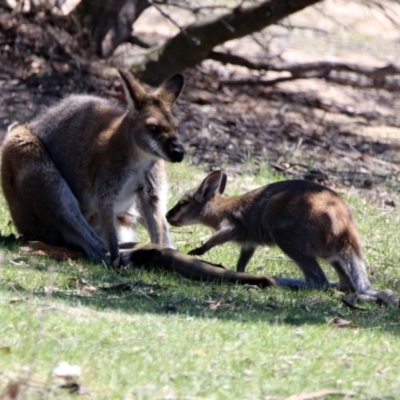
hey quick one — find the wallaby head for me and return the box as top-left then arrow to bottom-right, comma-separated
166,170 -> 227,227
118,70 -> 185,163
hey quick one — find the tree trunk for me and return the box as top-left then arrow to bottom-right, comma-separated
123,0 -> 323,84
0,0 -> 11,10
73,0 -> 150,57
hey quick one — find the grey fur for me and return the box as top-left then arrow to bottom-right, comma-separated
1,71 -> 185,265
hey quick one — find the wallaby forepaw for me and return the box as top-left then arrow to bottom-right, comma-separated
110,253 -> 122,268
188,247 -> 205,256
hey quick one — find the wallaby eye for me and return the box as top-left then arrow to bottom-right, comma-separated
178,200 -> 189,207
147,124 -> 161,134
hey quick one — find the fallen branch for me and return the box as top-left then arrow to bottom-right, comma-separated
127,35 -> 154,49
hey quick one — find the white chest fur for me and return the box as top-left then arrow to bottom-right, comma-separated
113,159 -> 154,215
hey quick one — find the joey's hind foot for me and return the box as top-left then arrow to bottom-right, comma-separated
374,289 -> 399,307
343,289 -> 399,308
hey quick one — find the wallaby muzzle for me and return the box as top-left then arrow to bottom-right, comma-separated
165,209 -> 177,225
166,138 -> 185,163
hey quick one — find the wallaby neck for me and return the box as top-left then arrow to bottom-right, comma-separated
202,195 -> 244,230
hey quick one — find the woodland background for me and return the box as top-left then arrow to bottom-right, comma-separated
1,0 -> 400,201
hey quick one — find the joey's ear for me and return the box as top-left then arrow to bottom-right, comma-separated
155,74 -> 184,106
118,69 -> 147,112
194,171 -> 223,202
219,172 -> 227,195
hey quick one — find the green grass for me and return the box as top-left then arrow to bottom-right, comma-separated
1,162 -> 400,399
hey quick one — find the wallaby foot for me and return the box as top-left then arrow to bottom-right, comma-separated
344,289 -> 399,307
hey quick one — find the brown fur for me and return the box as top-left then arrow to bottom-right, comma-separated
166,171 -> 375,295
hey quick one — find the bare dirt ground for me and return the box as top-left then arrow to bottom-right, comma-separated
1,0 -> 400,204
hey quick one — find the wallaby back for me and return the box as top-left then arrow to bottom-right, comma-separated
166,171 -> 375,295
1,71 -> 185,265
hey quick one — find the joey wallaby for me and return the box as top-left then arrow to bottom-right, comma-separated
166,171 -> 376,295
1,70 -> 185,265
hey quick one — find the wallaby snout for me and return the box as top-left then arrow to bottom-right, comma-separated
167,171 -> 376,295
165,209 -> 181,226
166,137 -> 185,163
166,194 -> 200,227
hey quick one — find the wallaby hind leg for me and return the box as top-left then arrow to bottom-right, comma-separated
54,183 -> 109,263
287,254 -> 330,289
330,261 -> 355,292
21,173 -> 107,263
1,130 -> 108,263
270,229 -> 329,289
331,252 -> 376,295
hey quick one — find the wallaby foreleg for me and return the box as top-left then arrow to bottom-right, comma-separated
97,202 -> 120,265
236,246 -> 256,273
188,229 -> 235,256
137,192 -> 173,248
159,215 -> 174,248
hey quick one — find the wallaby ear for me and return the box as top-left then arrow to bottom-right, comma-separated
219,172 -> 227,195
155,74 -> 184,106
118,69 -> 147,112
194,171 -> 224,202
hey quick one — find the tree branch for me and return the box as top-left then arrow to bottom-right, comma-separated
127,35 -> 154,49
210,51 -> 400,90
123,0 -> 323,84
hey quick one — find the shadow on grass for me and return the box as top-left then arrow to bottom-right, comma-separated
2,263 -> 400,337
1,234 -> 399,335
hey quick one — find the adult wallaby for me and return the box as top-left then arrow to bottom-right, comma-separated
1,70 -> 185,266
166,170 -> 376,295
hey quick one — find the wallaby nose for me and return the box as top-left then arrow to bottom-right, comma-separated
165,209 -> 177,225
168,141 -> 185,163
165,210 -> 175,225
